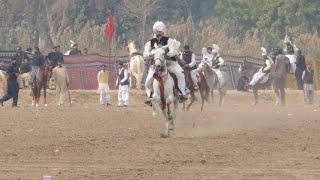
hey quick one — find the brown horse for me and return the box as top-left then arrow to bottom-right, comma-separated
31,63 -> 49,107
182,67 -> 197,111
197,61 -> 226,111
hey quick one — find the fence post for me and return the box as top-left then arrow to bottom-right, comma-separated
228,64 -> 236,89
80,64 -> 85,89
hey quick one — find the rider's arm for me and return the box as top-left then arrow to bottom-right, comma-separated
218,57 -> 224,66
143,41 -> 151,58
202,48 -> 207,56
166,39 -> 180,57
189,53 -> 196,68
264,60 -> 272,71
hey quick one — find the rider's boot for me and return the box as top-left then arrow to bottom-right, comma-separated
144,92 -> 153,107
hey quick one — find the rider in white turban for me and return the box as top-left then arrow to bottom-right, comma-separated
143,21 -> 187,106
248,47 -> 273,87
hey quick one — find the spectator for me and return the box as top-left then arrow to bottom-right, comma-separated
97,64 -> 111,106
302,64 -> 314,105
52,61 -> 70,106
116,62 -> 129,107
295,50 -> 306,90
69,44 -> 82,55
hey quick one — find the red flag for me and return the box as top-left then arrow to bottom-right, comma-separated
105,12 -> 114,44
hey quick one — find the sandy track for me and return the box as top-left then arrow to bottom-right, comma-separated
0,90 -> 320,179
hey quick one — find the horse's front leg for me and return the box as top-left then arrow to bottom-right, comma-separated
31,82 -> 36,106
43,84 -> 47,106
129,74 -> 134,89
186,92 -> 195,111
252,85 -> 259,106
218,89 -> 224,106
211,90 -> 214,104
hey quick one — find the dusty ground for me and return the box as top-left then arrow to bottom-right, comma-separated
0,89 -> 320,180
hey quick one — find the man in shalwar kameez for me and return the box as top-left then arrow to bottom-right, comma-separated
52,62 -> 70,106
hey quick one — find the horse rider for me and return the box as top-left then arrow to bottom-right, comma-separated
283,35 -> 296,55
0,58 -> 20,107
47,45 -> 64,75
30,47 -> 45,83
180,45 -> 198,90
211,44 -> 225,85
14,46 -> 28,67
246,47 -> 273,89
143,21 -> 187,106
202,46 -> 214,66
19,58 -> 32,88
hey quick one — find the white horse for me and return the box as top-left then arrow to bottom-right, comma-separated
128,41 -> 145,90
150,45 -> 179,138
0,70 -> 7,96
286,54 -> 297,74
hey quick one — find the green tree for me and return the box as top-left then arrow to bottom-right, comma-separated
215,0 -> 320,46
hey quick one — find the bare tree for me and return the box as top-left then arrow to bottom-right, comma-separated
121,0 -> 159,47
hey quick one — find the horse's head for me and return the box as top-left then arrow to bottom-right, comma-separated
151,45 -> 166,71
127,41 -> 138,55
198,60 -> 211,73
152,39 -> 181,72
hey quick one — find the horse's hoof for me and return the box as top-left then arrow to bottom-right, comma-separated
160,133 -> 169,138
44,104 -> 48,107
152,112 -> 157,117
36,104 -> 39,107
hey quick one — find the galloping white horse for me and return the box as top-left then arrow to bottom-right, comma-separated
127,41 -> 145,90
150,41 -> 179,137
0,70 -> 7,96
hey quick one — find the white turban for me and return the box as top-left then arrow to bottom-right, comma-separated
212,44 -> 220,54
70,40 -> 76,48
153,21 -> 166,33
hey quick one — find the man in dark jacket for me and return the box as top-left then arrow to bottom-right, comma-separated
0,59 -> 20,107
31,47 -> 45,83
273,48 -> 291,106
302,64 -> 314,105
14,46 -> 28,67
48,45 -> 64,67
295,50 -> 306,90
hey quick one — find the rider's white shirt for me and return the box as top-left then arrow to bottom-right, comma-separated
202,48 -> 214,67
143,38 -> 179,59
